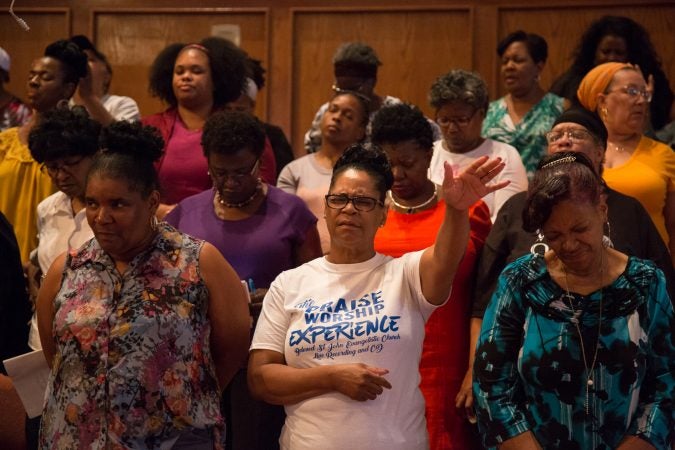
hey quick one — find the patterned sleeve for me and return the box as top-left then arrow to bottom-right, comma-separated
629,267 -> 675,448
473,265 -> 532,447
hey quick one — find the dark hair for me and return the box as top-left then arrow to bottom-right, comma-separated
333,42 -> 381,79
44,39 -> 88,85
329,91 -> 370,128
370,103 -> 433,150
429,69 -> 489,111
29,106 -> 101,163
497,30 -> 548,64
90,121 -> 165,198
202,111 -> 266,159
246,57 -> 266,90
331,144 -> 393,202
148,37 -> 247,108
69,35 -> 113,79
553,15 -> 673,129
522,151 -> 603,232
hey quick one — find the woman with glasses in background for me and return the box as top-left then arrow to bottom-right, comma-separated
165,111 -> 321,450
482,31 -> 564,178
249,143 -> 506,450
576,62 -> 675,265
428,69 -> 527,223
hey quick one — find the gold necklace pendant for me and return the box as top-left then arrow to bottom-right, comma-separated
387,185 -> 439,214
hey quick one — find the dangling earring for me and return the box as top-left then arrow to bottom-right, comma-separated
602,221 -> 613,248
150,215 -> 159,231
601,107 -> 608,121
530,230 -> 549,256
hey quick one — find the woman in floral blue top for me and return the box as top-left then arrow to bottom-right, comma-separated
36,121 -> 250,449
473,152 -> 674,449
482,31 -> 563,178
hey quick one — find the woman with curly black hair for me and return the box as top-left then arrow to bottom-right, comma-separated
143,37 -> 276,217
249,143 -> 506,449
550,15 -> 674,132
0,39 -> 87,261
37,120 -> 251,449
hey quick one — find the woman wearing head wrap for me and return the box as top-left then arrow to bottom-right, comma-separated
577,62 -> 675,265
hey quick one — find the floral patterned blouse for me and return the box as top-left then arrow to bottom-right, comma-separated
473,254 -> 674,450
40,223 -> 224,449
482,93 -> 563,179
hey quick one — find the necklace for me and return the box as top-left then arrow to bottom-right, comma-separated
607,142 -> 626,153
387,185 -> 439,214
561,254 -> 604,415
215,181 -> 263,209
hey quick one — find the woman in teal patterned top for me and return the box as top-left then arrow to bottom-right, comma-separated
473,152 -> 674,450
482,31 -> 564,178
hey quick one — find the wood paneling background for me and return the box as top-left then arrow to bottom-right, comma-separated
1,0 -> 673,157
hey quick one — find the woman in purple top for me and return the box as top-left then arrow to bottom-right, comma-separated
165,111 -> 322,450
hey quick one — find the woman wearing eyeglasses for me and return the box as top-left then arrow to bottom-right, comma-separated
577,62 -> 675,265
429,69 -> 528,223
165,111 -> 321,450
278,91 -> 368,252
249,143 -> 507,450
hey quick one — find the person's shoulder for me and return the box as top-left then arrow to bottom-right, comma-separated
172,190 -> 213,214
141,107 -> 176,126
37,191 -> 69,215
501,253 -> 545,285
485,138 -> 520,157
267,185 -> 309,208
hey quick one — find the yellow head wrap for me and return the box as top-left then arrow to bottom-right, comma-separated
576,62 -> 635,112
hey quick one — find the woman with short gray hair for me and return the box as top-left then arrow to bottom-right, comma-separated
428,69 -> 528,223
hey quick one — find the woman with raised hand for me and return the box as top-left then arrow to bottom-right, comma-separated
37,121 -> 250,449
249,143 -> 506,450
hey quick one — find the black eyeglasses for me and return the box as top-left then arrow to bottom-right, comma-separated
325,194 -> 383,212
40,156 -> 86,176
209,160 -> 259,183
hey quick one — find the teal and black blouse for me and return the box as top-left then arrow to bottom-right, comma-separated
473,254 -> 674,449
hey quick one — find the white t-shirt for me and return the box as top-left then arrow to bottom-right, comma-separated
277,153 -> 332,253
251,251 -> 440,450
29,191 -> 94,350
429,138 -> 528,223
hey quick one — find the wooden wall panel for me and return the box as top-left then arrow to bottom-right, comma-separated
91,9 -> 269,118
496,3 -> 675,98
290,8 -> 472,155
0,9 -> 70,101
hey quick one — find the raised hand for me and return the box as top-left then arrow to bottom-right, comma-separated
441,156 -> 509,211
330,363 -> 392,401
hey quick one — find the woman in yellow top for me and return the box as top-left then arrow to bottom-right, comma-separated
577,62 -> 675,266
0,40 -> 87,261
